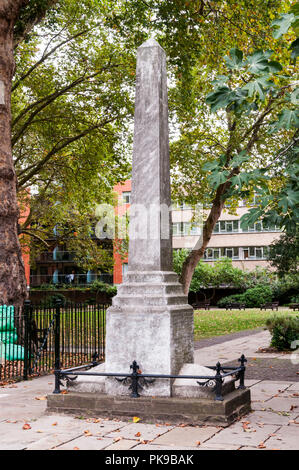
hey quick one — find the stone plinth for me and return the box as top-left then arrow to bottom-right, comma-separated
47,388 -> 251,427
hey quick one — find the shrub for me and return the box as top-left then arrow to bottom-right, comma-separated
265,315 -> 299,350
242,285 -> 273,308
40,293 -> 67,307
90,280 -> 117,297
217,294 -> 245,308
217,285 -> 273,308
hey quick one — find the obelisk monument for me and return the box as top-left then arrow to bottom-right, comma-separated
53,38 -> 251,423
104,38 -> 194,396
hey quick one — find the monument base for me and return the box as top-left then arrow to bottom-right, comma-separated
46,388 -> 251,427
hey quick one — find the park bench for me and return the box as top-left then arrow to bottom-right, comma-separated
290,303 -> 299,311
192,301 -> 210,310
260,301 -> 279,311
225,302 -> 246,310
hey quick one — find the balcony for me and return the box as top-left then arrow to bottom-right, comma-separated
29,273 -> 113,287
37,251 -> 76,263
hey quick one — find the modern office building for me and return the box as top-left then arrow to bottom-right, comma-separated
113,180 -> 282,284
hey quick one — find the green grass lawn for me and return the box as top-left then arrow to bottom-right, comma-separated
193,308 -> 298,341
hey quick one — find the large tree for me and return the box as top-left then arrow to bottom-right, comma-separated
0,0 -> 60,305
1,0 -> 135,304
13,1 -> 135,274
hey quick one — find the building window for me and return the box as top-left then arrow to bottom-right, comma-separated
241,246 -> 267,259
213,220 -> 239,233
172,201 -> 191,210
245,221 -> 280,232
172,222 -> 200,236
204,247 -> 239,260
122,192 -> 131,204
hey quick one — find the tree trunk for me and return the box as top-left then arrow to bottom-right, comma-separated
180,191 -> 225,295
0,2 -> 28,306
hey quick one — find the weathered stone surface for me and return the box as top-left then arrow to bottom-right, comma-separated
128,38 -> 172,273
173,363 -> 235,398
102,38 -> 194,397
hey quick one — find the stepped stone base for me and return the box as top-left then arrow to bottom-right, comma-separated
47,388 -> 251,427
104,271 -> 195,397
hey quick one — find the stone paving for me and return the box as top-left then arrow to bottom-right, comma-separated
0,330 -> 298,450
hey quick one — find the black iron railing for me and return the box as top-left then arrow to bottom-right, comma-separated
0,300 -> 108,384
53,356 -> 247,402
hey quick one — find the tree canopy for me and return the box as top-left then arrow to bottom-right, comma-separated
14,0 -> 137,270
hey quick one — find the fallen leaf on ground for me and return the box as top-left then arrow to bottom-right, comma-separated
135,432 -> 141,437
61,390 -> 68,395
73,447 -> 80,450
23,423 -> 31,430
35,396 -> 47,401
132,417 -> 140,423
52,422 -> 58,426
258,442 -> 266,449
113,437 -> 122,442
84,430 -> 92,436
196,441 -> 201,446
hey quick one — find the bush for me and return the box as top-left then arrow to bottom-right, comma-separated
242,285 -> 273,308
40,293 -> 67,307
217,294 -> 245,308
265,315 -> 299,350
217,285 -> 273,308
89,280 -> 117,297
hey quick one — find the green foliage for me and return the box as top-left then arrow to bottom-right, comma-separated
14,0 -> 134,268
266,314 -> 299,350
40,293 -> 67,307
89,279 -> 117,297
217,294 -> 245,308
173,250 -> 247,292
267,228 -> 299,277
243,285 -> 273,308
217,285 -> 273,308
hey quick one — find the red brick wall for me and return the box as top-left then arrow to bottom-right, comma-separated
113,180 -> 131,284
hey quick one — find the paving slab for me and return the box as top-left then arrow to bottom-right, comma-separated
105,423 -> 172,441
262,427 -> 299,450
197,443 -> 240,450
133,443 -> 199,450
54,436 -> 114,450
245,410 -> 298,426
205,422 -> 279,447
287,383 -> 299,391
104,439 -> 140,450
249,381 -> 291,402
258,397 -> 299,413
151,426 -> 220,447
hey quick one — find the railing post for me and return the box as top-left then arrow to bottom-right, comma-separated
53,299 -> 62,394
23,300 -> 31,381
238,354 -> 247,389
130,360 -> 140,398
214,361 -> 224,401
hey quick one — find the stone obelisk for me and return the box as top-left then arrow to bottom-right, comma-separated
58,38 -> 251,421
104,38 -> 194,396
